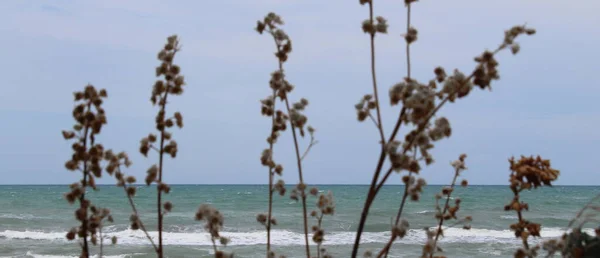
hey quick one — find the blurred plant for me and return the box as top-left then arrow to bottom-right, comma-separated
351,0 -> 536,256
62,84 -> 111,257
309,188 -> 336,258
256,12 -> 318,258
195,204 -> 233,258
139,34 -> 186,257
423,154 -> 472,258
505,155 -> 559,258
542,193 -> 600,257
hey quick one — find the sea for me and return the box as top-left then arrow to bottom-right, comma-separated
0,185 -> 597,258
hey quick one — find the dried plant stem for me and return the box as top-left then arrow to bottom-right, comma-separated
211,238 -> 218,255
79,108 -> 92,258
266,29 -> 311,256
266,88 -> 277,254
371,37 -> 514,258
375,84 -> 459,193
317,213 -> 324,258
381,150 -> 417,258
354,90 -> 451,258
300,136 -> 318,162
352,2 -> 412,255
430,167 -> 461,258
368,2 -> 386,145
99,227 -> 103,258
405,4 -> 412,79
512,189 -> 533,258
283,97 -> 311,258
118,174 -> 158,251
352,115 -> 405,257
156,80 -> 173,258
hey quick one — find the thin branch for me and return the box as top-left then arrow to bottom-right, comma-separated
368,112 -> 380,130
150,145 -> 160,152
513,188 -> 532,258
377,235 -> 397,258
381,147 -> 417,258
284,97 -> 311,258
211,237 -> 218,256
368,2 -> 386,145
300,137 -> 318,162
155,48 -> 179,258
268,27 -> 311,258
567,193 -> 600,229
99,226 -> 103,258
118,172 -> 158,252
317,213 -> 324,258
430,167 -> 461,258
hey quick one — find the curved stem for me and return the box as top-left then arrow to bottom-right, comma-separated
382,148 -> 416,258
567,193 -> 600,229
284,97 -> 311,258
430,167 -> 460,258
120,181 -> 158,251
351,109 -> 406,258
368,2 -> 386,145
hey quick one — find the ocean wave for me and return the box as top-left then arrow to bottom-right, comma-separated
0,227 -> 593,247
0,213 -> 46,220
415,210 -> 434,215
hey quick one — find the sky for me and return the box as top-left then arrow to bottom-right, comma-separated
0,0 -> 599,185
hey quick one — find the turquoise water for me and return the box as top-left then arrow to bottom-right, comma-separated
0,185 -> 597,257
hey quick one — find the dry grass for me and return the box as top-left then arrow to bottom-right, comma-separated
58,1 -> 600,258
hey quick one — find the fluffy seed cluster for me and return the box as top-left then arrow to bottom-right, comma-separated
256,12 -> 319,258
195,204 -> 233,257
425,154 -> 473,258
256,13 -> 293,64
62,84 -> 110,255
392,219 -> 410,239
289,98 -> 310,137
152,36 -> 186,104
362,16 -> 388,35
404,175 -> 427,201
385,141 -> 420,173
309,189 -> 335,258
355,94 -> 377,122
505,155 -> 558,258
509,155 -> 560,189
140,36 -> 186,212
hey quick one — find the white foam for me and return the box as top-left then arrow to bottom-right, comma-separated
0,227 -> 593,247
415,210 -> 433,214
0,213 -> 45,220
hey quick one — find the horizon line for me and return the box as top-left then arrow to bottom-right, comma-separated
0,183 -> 598,187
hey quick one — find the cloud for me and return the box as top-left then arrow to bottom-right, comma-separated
0,0 -> 599,184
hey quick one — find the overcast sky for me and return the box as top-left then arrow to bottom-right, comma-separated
0,0 -> 598,185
